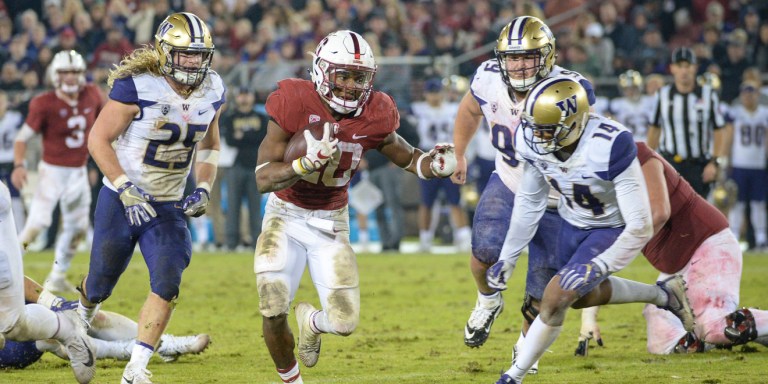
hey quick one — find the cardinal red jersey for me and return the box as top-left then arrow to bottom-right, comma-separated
25,84 -> 102,167
637,142 -> 730,273
266,79 -> 399,210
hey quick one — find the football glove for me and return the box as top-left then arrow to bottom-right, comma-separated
428,143 -> 457,177
117,181 -> 157,226
182,187 -> 210,217
299,122 -> 338,174
486,259 -> 514,291
558,260 -> 608,292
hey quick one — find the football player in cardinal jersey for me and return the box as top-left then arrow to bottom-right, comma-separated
488,77 -> 695,384
571,141 -> 768,357
253,30 -> 456,384
450,16 -> 597,365
11,50 -> 103,294
73,12 -> 224,384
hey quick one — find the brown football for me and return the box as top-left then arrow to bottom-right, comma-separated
283,121 -> 335,162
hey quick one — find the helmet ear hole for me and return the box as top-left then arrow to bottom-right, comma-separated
311,30 -> 377,115
154,12 -> 215,87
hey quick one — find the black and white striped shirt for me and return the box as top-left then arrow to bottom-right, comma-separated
651,84 -> 725,161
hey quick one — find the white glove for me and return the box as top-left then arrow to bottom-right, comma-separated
428,143 -> 457,177
117,181 -> 157,226
296,122 -> 338,175
486,259 -> 515,291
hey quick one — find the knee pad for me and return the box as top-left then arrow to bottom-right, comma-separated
325,289 -> 360,336
521,292 -> 540,324
257,278 -> 291,318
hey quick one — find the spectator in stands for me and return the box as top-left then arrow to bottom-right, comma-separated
753,22 -> 768,71
583,22 -> 614,76
0,62 -> 23,92
718,29 -> 754,103
72,11 -> 100,56
89,26 -> 133,72
599,2 -> 633,57
633,25 -> 668,74
702,23 -> 727,61
53,26 -> 85,56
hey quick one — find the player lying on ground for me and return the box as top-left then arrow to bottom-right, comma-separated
0,276 -> 210,368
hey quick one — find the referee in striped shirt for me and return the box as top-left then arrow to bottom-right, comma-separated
647,47 -> 732,198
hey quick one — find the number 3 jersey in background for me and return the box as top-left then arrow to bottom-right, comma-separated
26,84 -> 102,167
266,79 -> 399,210
469,61 -> 595,206
107,72 -> 226,201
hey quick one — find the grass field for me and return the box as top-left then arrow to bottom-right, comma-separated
6,249 -> 768,383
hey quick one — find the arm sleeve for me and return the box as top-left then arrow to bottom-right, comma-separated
498,160 -> 550,266
593,159 -> 653,273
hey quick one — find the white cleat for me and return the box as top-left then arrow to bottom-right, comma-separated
58,313 -> 96,384
157,334 -> 211,362
295,302 -> 321,368
121,362 -> 153,384
44,274 -> 78,295
464,296 -> 503,348
657,275 -> 696,332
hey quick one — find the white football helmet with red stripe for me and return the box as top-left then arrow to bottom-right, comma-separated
310,30 -> 376,115
49,50 -> 86,94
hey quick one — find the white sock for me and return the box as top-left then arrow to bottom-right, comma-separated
78,300 -> 100,326
729,202 -> 745,239
506,318 -> 561,381
751,201 -> 767,245
92,338 -> 133,360
128,341 -> 154,368
358,230 -> 369,245
309,310 -> 330,335
478,291 -> 501,308
89,310 -> 138,341
277,360 -> 303,383
419,230 -> 433,247
607,276 -> 666,306
506,317 -> 563,383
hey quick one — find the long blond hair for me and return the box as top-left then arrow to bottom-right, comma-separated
107,45 -> 163,88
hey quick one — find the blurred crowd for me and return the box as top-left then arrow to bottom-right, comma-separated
2,0 -> 768,251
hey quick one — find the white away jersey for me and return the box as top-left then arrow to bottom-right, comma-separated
609,95 -> 654,142
411,101 -> 459,150
727,104 -> 768,169
0,110 -> 23,163
105,71 -> 226,200
515,114 -> 638,229
469,61 -> 596,199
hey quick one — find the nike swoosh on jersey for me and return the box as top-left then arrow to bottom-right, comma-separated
352,134 -> 368,140
316,151 -> 330,159
198,110 -> 208,115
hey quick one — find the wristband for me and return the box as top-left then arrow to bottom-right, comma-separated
197,182 -> 212,194
112,174 -> 130,189
416,152 -> 430,180
292,157 -> 312,176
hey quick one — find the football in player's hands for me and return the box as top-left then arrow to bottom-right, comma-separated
283,121 -> 337,162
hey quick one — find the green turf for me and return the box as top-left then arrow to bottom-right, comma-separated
7,250 -> 768,383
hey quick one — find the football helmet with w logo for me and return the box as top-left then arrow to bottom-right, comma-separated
495,16 -> 557,93
521,76 -> 590,154
155,12 -> 214,87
